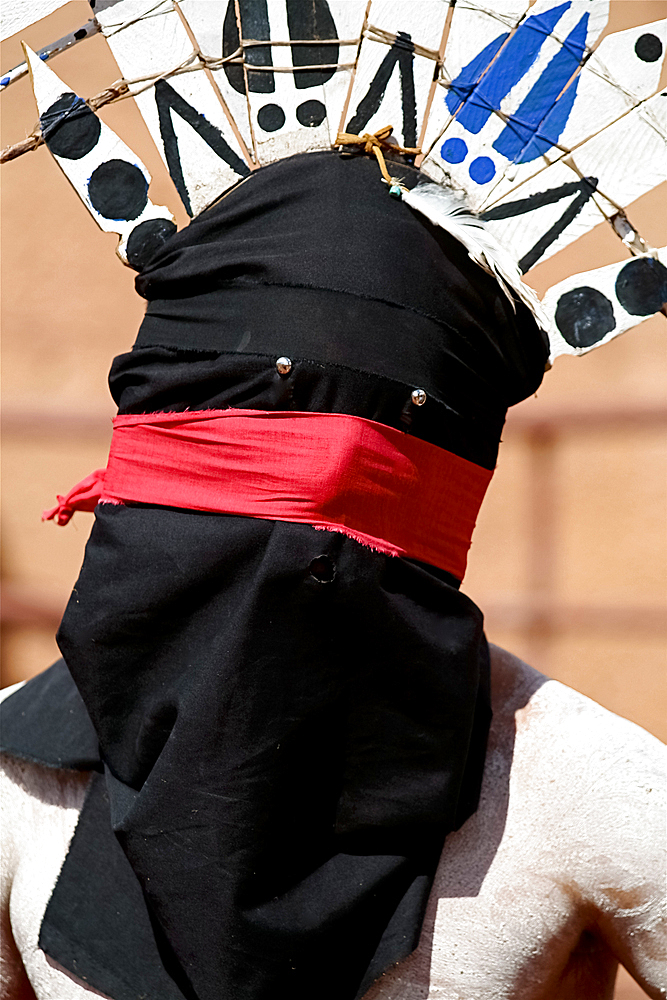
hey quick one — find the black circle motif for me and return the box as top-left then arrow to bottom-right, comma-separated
41,92 -> 100,160
615,257 -> 667,316
87,160 -> 148,221
296,100 -> 327,128
125,218 -> 177,271
257,104 -> 286,132
634,33 -> 663,62
555,287 -> 616,348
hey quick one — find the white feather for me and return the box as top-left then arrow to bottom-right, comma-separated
402,182 -> 549,330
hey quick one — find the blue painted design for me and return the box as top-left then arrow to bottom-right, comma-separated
517,73 -> 580,162
445,34 -> 508,116
469,156 -> 496,184
441,137 -> 468,163
39,52 -> 48,60
0,76 -> 10,88
494,13 -> 588,163
456,2 -> 571,135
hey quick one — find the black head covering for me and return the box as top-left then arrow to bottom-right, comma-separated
2,151 -> 548,1000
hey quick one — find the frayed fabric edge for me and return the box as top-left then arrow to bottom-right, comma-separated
311,521 -> 404,559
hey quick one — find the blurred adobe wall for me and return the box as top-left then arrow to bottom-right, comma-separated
2,2 -> 666,752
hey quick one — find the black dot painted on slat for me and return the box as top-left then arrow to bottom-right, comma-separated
74,28 -> 88,40
296,100 -> 327,127
635,33 -> 663,62
555,287 -> 616,348
257,104 -> 285,132
87,160 -> 148,221
125,218 -> 177,271
41,92 -> 100,160
615,257 -> 667,316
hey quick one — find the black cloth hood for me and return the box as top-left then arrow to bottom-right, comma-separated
2,151 -> 544,1000
134,151 -> 549,411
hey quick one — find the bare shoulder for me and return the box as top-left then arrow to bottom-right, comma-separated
0,682 -> 90,914
364,649 -> 665,999
489,643 -> 665,818
489,646 -> 666,997
1,723 -> 91,898
434,645 -> 665,907
1,683 -> 95,1000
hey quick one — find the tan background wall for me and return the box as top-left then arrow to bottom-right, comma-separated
1,5 -> 665,994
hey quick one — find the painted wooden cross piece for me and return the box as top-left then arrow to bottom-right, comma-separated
2,0 -> 667,359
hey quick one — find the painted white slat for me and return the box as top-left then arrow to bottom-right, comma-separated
421,0 -> 530,159
97,0 -> 251,217
343,0 -> 448,152
481,91 -> 667,271
25,43 -> 176,267
494,0 -> 608,122
572,90 -> 667,213
175,0 -> 254,152
481,19 -> 667,210
236,1 -> 367,165
0,0 -> 69,42
442,1 -> 528,82
316,1 -> 368,148
421,0 -> 608,212
544,248 -> 667,359
554,20 -> 667,153
481,159 -> 607,271
242,0 -> 327,162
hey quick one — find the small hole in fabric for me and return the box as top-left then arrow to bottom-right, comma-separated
309,555 -> 336,583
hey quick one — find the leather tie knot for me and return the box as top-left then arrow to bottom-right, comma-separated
335,125 -> 421,184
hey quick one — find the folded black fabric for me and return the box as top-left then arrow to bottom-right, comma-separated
39,770 -> 190,1000
0,658 -> 99,771
55,511 -> 490,1000
3,149 -> 546,1000
136,151 -> 548,412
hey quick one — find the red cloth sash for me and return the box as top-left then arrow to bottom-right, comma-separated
44,409 -> 493,580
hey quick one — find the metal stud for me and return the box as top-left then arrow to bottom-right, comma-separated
276,356 -> 292,376
411,388 -> 427,406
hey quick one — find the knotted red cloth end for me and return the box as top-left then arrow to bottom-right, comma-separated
42,468 -> 107,526
42,410 -> 493,579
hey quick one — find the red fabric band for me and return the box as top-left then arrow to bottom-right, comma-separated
44,409 -> 493,580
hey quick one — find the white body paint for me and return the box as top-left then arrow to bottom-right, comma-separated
364,648 -> 667,1000
1,648 -> 665,1000
0,748 -> 95,999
